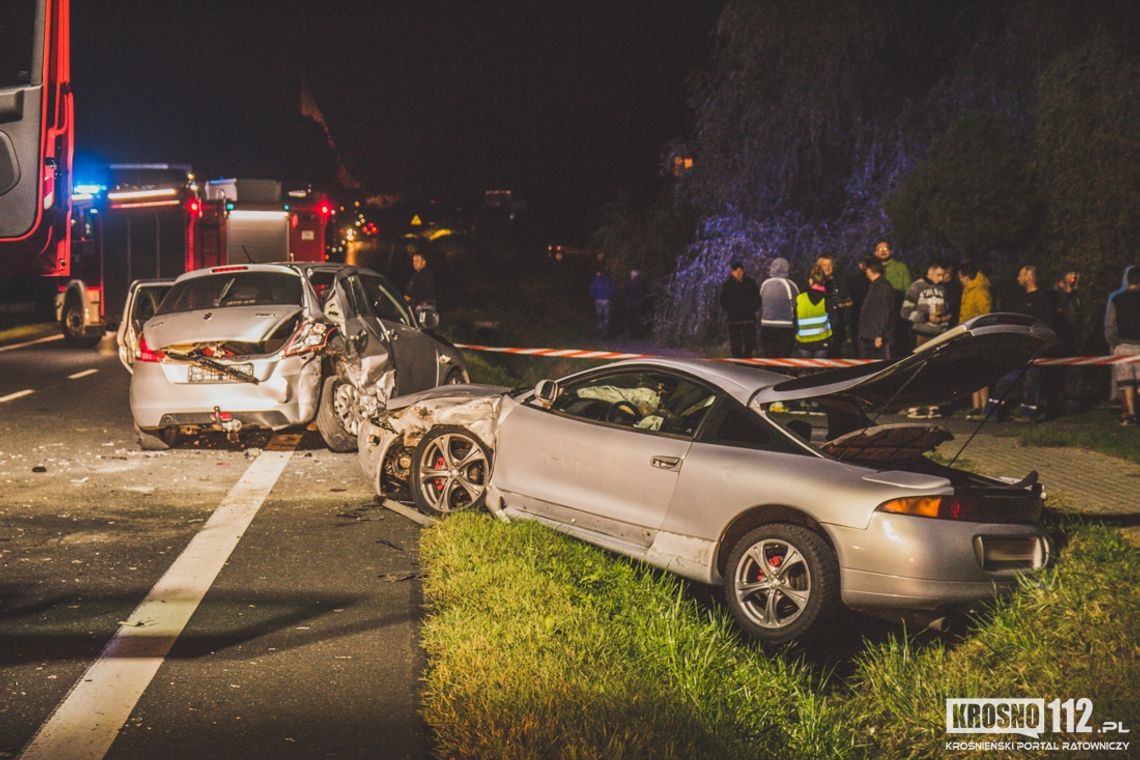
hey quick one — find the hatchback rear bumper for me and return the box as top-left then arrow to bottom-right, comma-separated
130,354 -> 323,430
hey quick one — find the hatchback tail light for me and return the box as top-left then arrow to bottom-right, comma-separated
282,320 -> 333,357
137,334 -> 165,363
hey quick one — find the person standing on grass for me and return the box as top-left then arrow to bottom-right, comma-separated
901,259 -> 952,348
589,268 -> 616,339
1105,265 -> 1140,426
759,257 -> 798,358
816,253 -> 854,357
858,258 -> 895,360
958,261 -> 993,419
793,265 -> 833,359
900,260 -> 952,419
986,265 -> 1053,423
719,261 -> 760,358
874,240 -> 913,353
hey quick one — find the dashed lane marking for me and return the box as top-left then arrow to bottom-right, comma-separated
18,449 -> 294,760
0,388 -> 35,403
67,368 -> 100,380
0,334 -> 64,353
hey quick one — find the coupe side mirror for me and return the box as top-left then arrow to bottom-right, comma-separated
534,379 -> 560,408
416,305 -> 440,330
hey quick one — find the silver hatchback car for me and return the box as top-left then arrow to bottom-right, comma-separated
359,314 -> 1054,642
117,262 -> 466,451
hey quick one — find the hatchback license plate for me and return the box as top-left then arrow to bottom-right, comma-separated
188,363 -> 254,383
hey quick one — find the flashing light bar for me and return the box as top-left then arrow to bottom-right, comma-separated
109,199 -> 182,210
73,183 -> 106,195
106,187 -> 179,201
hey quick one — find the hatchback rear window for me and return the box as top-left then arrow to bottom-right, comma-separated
156,272 -> 303,315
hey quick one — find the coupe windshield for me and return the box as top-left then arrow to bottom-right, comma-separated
156,272 -> 303,315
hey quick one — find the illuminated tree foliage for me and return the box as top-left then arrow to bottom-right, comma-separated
1034,33 -> 1140,298
653,0 -> 1138,344
885,113 -> 1038,260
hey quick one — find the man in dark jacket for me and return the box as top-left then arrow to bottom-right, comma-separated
987,265 -> 1053,422
404,252 -> 436,309
816,253 -> 854,357
719,261 -> 760,358
858,258 -> 895,359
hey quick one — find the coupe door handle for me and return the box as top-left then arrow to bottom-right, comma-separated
650,455 -> 681,471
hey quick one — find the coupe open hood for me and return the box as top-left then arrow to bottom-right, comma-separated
144,305 -> 304,348
751,313 -> 1056,410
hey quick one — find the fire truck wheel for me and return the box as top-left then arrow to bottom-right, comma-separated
61,300 -> 103,348
316,375 -> 359,453
134,423 -> 180,451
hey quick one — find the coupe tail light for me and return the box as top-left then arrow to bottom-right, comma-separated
876,495 -> 991,521
282,320 -> 333,357
137,334 -> 165,363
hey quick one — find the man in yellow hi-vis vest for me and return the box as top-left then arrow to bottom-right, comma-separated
794,265 -> 833,359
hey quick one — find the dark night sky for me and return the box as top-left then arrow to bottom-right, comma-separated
71,1 -> 722,237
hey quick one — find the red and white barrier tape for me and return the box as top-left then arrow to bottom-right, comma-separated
452,343 -> 1140,368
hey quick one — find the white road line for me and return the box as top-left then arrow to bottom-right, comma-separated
0,388 -> 35,403
0,334 -> 64,353
67,368 -> 100,380
18,451 -> 293,760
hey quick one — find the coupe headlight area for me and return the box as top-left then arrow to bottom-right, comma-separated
876,494 -> 1040,523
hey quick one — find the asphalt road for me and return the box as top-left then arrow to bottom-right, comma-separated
0,334 -> 429,759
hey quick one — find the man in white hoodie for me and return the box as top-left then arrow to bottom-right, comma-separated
759,257 -> 799,358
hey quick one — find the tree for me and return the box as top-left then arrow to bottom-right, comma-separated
1034,33 -> 1140,302
885,112 -> 1039,261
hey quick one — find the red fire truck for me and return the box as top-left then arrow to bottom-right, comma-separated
57,168 -> 334,346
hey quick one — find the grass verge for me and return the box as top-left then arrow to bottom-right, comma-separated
988,406 -> 1140,465
420,514 -> 1139,759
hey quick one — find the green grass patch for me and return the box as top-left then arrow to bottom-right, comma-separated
420,514 -> 1140,759
990,407 -> 1140,464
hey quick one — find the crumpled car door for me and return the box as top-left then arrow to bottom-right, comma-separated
358,272 -> 438,395
115,278 -> 174,373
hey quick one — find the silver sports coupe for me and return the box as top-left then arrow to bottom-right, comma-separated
358,314 -> 1054,642
117,262 -> 467,451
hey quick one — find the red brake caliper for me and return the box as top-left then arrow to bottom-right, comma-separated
433,455 -> 446,492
